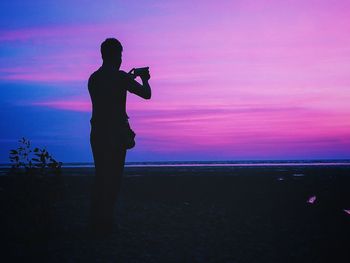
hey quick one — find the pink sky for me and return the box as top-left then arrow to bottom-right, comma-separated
1,0 -> 350,161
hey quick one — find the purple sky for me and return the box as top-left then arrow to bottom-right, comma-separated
1,0 -> 350,162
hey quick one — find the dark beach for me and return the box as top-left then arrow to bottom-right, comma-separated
1,165 -> 350,262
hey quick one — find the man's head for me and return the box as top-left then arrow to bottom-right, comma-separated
100,38 -> 123,68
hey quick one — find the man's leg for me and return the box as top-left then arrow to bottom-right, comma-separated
89,135 -> 109,235
102,145 -> 126,232
89,135 -> 126,236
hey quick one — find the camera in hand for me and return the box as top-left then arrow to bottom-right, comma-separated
129,67 -> 149,79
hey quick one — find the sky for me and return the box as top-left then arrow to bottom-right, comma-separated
0,0 -> 350,162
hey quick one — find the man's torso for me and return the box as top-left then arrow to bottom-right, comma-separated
88,67 -> 129,131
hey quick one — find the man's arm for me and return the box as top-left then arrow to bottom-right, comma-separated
123,70 -> 152,99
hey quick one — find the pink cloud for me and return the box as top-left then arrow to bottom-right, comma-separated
29,98 -> 350,156
31,100 -> 91,112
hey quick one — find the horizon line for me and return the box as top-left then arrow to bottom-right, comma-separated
1,158 -> 350,166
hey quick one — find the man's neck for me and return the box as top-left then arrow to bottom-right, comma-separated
102,62 -> 119,70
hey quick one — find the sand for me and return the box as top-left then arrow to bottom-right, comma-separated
1,165 -> 349,262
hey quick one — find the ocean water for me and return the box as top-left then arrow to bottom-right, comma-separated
1,160 -> 349,170
1,160 -> 349,176
60,160 -> 350,168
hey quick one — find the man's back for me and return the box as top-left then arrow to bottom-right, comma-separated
88,66 -> 130,129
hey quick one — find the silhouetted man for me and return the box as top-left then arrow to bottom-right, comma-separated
88,38 -> 151,237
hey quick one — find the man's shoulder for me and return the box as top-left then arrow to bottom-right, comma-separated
88,68 -> 131,87
89,68 -> 126,78
89,68 -> 102,79
88,68 -> 105,86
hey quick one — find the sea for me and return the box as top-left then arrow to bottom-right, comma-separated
35,160 -> 350,168
1,160 -> 350,169
1,160 -> 349,176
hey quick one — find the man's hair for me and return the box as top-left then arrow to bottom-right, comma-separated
100,38 -> 123,61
